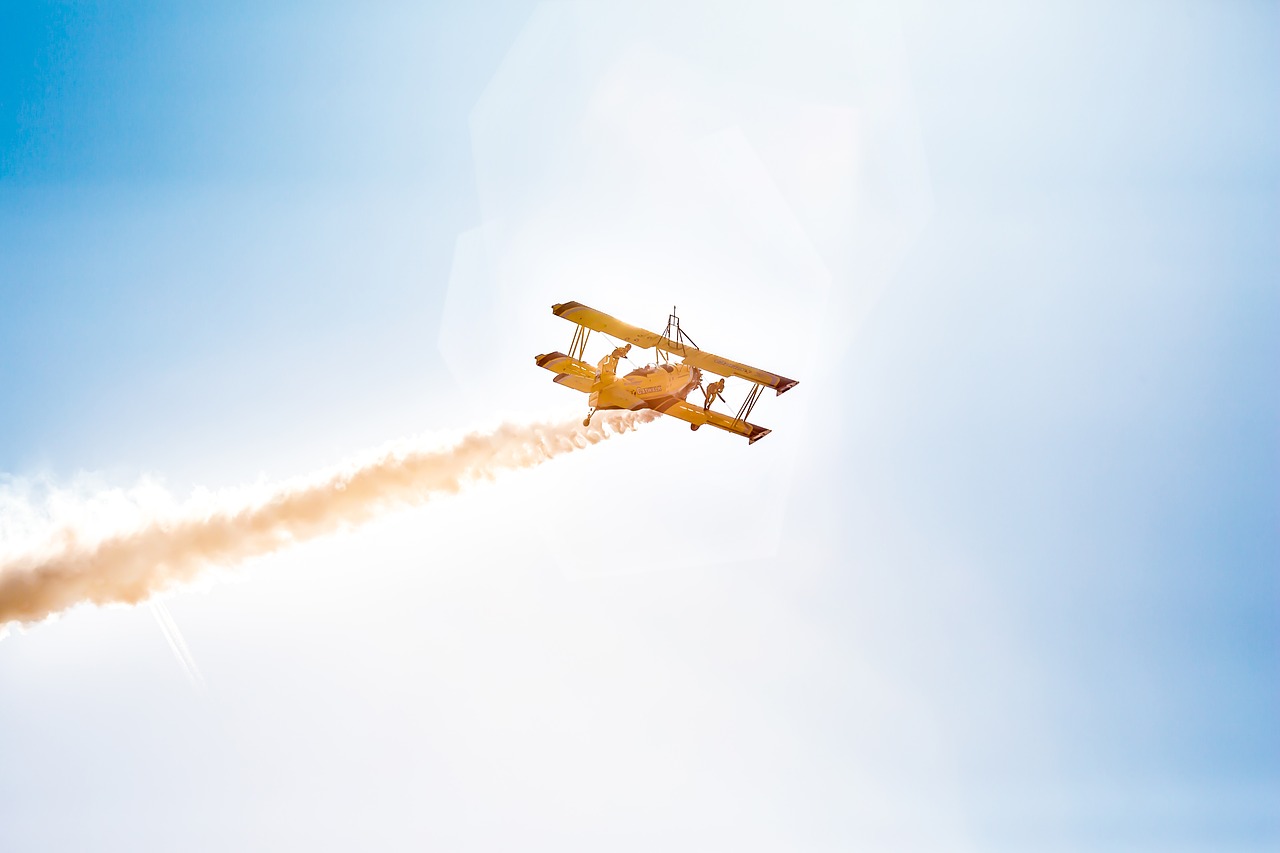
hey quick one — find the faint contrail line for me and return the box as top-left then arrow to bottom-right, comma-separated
150,600 -> 206,693
0,411 -> 657,629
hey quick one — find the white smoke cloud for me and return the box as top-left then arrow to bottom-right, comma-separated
0,411 -> 656,629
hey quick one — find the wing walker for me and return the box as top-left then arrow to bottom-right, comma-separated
535,301 -> 797,445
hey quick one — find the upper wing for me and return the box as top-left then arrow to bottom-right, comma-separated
552,302 -> 664,349
676,348 -> 798,396
552,301 -> 798,395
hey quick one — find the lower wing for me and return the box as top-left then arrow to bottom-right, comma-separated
535,353 -> 770,443
648,396 -> 772,445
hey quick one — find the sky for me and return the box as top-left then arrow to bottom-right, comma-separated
1,1 -> 1277,850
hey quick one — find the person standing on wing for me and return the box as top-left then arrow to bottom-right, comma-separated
703,378 -> 726,411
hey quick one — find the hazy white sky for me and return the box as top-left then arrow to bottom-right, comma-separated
1,1 -> 1276,850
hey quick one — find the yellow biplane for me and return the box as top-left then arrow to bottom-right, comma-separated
535,301 -> 797,444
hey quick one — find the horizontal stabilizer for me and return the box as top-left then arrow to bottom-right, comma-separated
535,351 -> 594,378
534,351 -> 597,393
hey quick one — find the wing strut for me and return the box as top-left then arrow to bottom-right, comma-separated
734,383 -> 766,427
567,324 -> 591,362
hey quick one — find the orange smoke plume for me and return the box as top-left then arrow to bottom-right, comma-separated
0,412 -> 656,627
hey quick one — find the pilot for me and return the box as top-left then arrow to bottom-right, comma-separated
703,378 -> 726,410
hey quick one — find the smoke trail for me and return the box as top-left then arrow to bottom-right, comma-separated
150,600 -> 206,693
0,411 -> 657,628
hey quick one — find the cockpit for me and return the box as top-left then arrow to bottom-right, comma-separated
625,364 -> 679,378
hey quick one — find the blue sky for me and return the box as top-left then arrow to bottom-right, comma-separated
1,2 -> 1277,850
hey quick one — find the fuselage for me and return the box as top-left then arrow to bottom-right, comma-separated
592,362 -> 702,411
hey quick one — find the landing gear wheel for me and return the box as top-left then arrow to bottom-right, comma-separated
690,423 -> 700,431
583,417 -> 592,427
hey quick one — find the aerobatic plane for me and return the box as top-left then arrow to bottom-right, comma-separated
534,301 -> 797,444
